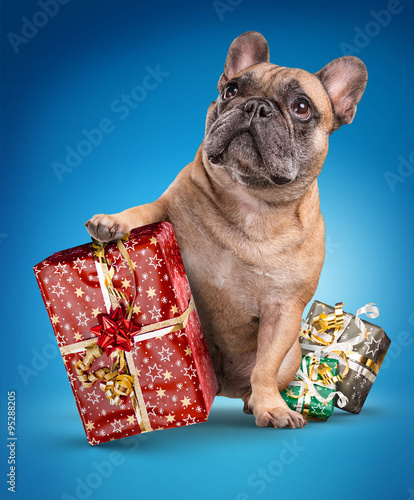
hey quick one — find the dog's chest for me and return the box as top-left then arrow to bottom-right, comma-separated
180,231 -> 296,317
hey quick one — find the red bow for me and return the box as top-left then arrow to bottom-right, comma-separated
90,307 -> 140,356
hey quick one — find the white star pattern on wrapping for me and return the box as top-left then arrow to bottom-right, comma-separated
51,282 -> 66,297
145,403 -> 158,417
149,255 -> 162,269
76,312 -> 89,326
73,258 -> 87,274
183,415 -> 197,425
68,372 -> 76,384
54,263 -> 68,277
124,240 -> 138,251
111,254 -> 127,272
146,363 -> 163,382
149,306 -> 162,321
184,366 -> 197,379
132,345 -> 140,355
364,335 -> 381,357
111,419 -> 124,433
56,333 -> 66,347
310,402 -> 328,415
86,390 -> 101,404
89,438 -> 100,445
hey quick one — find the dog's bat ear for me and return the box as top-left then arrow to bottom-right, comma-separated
218,31 -> 269,91
316,56 -> 368,130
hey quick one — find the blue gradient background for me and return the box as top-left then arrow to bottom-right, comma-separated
1,1 -> 414,499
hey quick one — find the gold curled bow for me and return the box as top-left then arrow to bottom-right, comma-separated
300,302 -> 351,379
74,344 -> 109,388
316,362 -> 342,385
74,345 -> 133,405
99,351 -> 134,406
311,302 -> 344,342
101,374 -> 134,405
73,343 -> 149,431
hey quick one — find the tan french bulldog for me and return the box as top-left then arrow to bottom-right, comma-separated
86,31 -> 367,429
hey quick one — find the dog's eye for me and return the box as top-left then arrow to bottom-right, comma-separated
223,84 -> 238,100
291,99 -> 311,118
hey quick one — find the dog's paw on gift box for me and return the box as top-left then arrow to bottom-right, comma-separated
85,214 -> 128,242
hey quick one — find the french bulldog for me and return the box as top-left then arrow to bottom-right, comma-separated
86,31 -> 367,428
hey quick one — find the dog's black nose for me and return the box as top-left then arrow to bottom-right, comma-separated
244,99 -> 274,119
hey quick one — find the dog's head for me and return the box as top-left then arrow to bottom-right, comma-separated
204,31 -> 367,197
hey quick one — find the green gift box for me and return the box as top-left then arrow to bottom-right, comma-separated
281,354 -> 345,421
299,301 -> 391,414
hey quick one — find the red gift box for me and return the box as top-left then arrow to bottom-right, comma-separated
34,222 -> 218,445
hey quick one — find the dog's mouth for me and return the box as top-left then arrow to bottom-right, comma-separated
207,128 -> 296,187
210,153 -> 293,186
268,174 -> 292,185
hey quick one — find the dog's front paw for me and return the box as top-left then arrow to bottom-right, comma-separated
254,405 -> 307,429
85,214 -> 128,242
